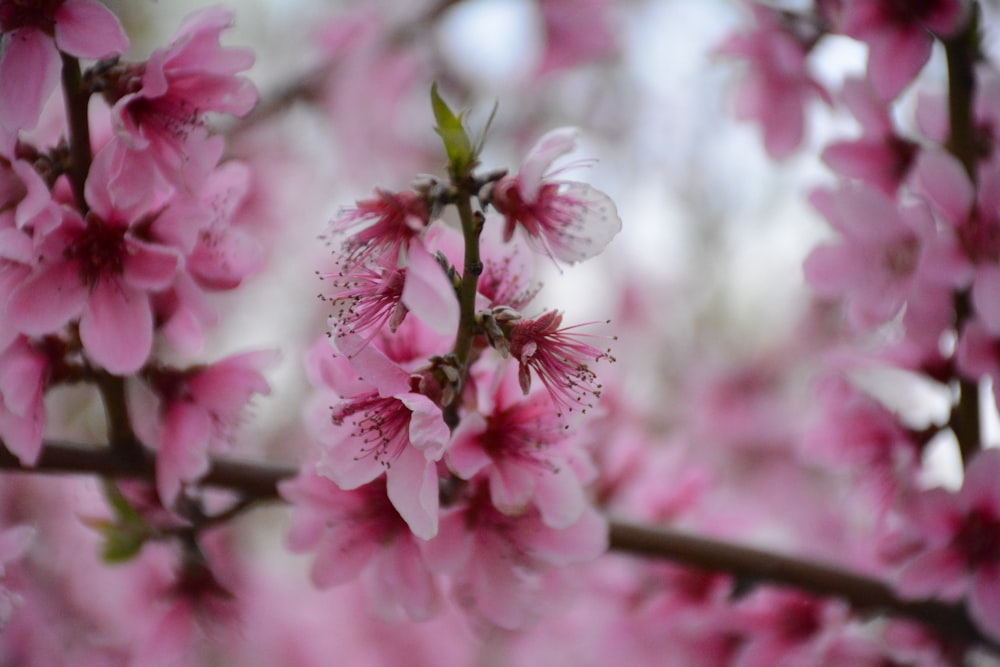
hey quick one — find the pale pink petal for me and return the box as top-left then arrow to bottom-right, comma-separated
386,445 -> 439,540
401,241 -> 459,336
0,525 -> 35,566
446,416 -> 491,479
489,464 -> 536,514
7,262 -> 87,335
960,449 -> 1000,510
157,402 -> 212,505
374,536 -> 438,621
969,567 -> 1000,642
519,127 -> 578,202
550,183 -> 622,264
399,393 -> 449,458
520,506 -> 608,566
0,30 -> 60,131
309,522 -> 377,588
125,377 -> 162,448
0,341 -> 44,417
533,466 -> 586,529
54,0 -> 130,58
469,547 -> 531,629
334,333 -> 410,396
421,510 -> 473,573
0,399 -> 44,465
916,151 -> 975,223
123,239 -> 181,289
317,438 -> 383,490
79,280 -> 153,374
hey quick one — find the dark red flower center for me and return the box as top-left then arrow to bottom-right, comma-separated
65,216 -> 127,289
953,506 -> 1000,569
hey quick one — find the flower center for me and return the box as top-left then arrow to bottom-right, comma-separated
65,217 -> 127,289
0,0 -> 62,34
953,506 -> 1000,569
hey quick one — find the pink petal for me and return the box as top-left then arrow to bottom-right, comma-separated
386,445 -> 439,540
533,466 -> 586,529
0,399 -> 44,465
867,28 -> 932,100
520,506 -> 608,566
446,415 -> 491,479
973,267 -> 1000,336
123,239 -> 181,289
317,436 -> 383,490
896,547 -> 967,599
916,151 -> 974,223
489,464 -> 536,514
309,521 -> 377,588
969,567 -> 1000,642
551,183 -> 622,264
401,241 -> 459,336
334,334 -> 410,396
0,30 -> 60,131
0,525 -> 35,565
156,402 -> 212,505
7,262 -> 87,335
54,0 -> 129,58
399,393 -> 449,458
79,280 -> 153,374
960,449 -> 1000,510
519,127 -> 579,202
421,510 -> 474,573
375,536 -> 438,621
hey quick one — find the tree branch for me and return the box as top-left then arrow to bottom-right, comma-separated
0,439 -> 994,652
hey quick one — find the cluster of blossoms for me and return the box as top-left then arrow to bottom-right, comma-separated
283,108 -> 622,626
719,0 -> 1000,650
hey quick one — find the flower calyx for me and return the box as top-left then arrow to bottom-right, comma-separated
475,306 -> 523,358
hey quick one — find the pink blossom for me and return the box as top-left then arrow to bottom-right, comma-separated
6,150 -> 182,374
104,6 -> 257,193
491,127 -> 621,264
803,183 -> 968,330
821,77 -> 919,193
717,4 -> 829,158
535,0 -> 617,78
841,0 -> 966,100
0,0 -> 128,130
127,350 -> 274,506
0,523 -> 33,630
423,481 -> 607,629
330,189 -> 430,269
896,449 -> 1000,641
280,468 -> 440,620
0,337 -> 47,465
508,309 -> 613,413
317,335 -> 450,540
448,365 -> 593,528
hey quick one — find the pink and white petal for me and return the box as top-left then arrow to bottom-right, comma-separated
7,262 -> 88,335
972,267 -> 1000,336
399,393 -> 449,458
915,151 -> 975,223
469,547 -> 532,629
0,341 -> 45,417
519,127 -> 579,202
317,439 -> 384,490
386,445 -> 439,540
761,92 -> 805,159
54,0 -> 130,58
959,449 -> 1000,510
533,466 -> 586,529
309,521 -> 377,588
0,30 -> 60,131
969,567 -> 1000,642
0,399 -> 44,465
123,239 -> 181,290
400,241 -> 459,336
156,402 -> 212,506
79,280 -> 153,375
521,506 -> 608,566
188,227 -> 262,290
551,183 -> 622,264
125,377 -> 163,448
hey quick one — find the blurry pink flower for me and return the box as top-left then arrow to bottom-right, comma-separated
841,0 -> 966,100
0,337 -> 47,465
821,77 -> 919,193
318,335 -> 450,540
717,4 -> 829,159
803,183 -> 968,330
508,309 -> 613,413
423,482 -> 607,629
535,0 -> 617,77
6,149 -> 182,374
492,127 -> 621,265
448,365 -> 592,528
896,449 -> 1000,641
105,6 -> 257,192
281,469 -> 440,620
331,189 -> 430,269
0,0 -> 128,130
128,350 -> 274,506
0,523 -> 33,629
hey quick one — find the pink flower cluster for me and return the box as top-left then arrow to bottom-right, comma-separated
283,126 -> 620,628
0,5 -> 268,503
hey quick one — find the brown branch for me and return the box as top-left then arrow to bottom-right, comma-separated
0,439 -> 994,653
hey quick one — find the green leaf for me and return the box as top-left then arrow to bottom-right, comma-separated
431,82 -> 474,176
101,523 -> 147,563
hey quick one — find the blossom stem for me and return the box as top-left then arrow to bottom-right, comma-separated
60,53 -> 93,214
447,184 -> 484,426
944,7 -> 983,466
0,437 -> 994,653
